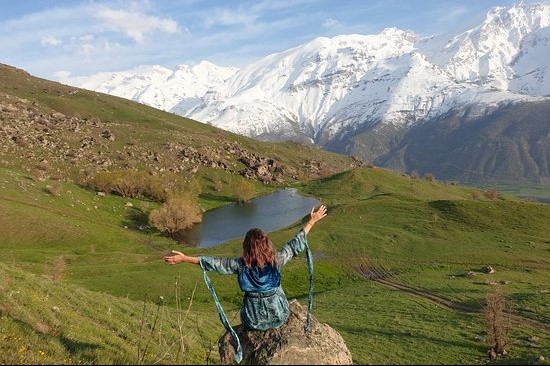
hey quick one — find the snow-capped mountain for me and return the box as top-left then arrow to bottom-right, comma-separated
65,2 -> 550,184
63,61 -> 238,115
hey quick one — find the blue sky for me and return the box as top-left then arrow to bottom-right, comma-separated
0,0 -> 543,81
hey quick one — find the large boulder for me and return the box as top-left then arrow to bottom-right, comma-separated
218,299 -> 353,365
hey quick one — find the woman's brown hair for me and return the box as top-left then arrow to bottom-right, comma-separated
242,228 -> 276,268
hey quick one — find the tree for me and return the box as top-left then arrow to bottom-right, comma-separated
148,195 -> 202,237
483,287 -> 512,360
231,178 -> 256,203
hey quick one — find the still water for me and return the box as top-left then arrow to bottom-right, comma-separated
176,188 -> 320,248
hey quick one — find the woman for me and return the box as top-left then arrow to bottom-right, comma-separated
163,204 -> 327,330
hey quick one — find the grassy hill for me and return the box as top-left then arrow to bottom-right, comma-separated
1,63 -> 549,365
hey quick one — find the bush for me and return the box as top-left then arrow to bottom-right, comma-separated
50,256 -> 65,282
148,195 -> 202,236
484,189 -> 499,201
483,287 -> 511,360
46,181 -> 63,196
230,178 -> 256,203
88,170 -> 162,201
88,170 -> 147,198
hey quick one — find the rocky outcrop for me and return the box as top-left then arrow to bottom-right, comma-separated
218,299 -> 353,365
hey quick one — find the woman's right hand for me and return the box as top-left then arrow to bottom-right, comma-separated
163,250 -> 186,265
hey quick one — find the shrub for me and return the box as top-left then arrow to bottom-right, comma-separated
483,287 -> 511,360
88,170 -> 164,200
230,178 -> 256,203
210,172 -> 224,192
110,171 -> 147,198
36,160 -> 50,172
46,181 -> 63,196
50,256 -> 65,282
148,195 -> 202,237
484,189 -> 499,201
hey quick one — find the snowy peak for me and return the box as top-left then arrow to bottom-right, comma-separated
63,61 -> 238,114
189,27 -> 420,138
66,2 -> 550,143
426,2 -> 550,90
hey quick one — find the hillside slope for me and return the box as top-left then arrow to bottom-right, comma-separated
0,63 -> 549,365
0,63 -> 360,188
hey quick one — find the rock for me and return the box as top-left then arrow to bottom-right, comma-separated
218,299 -> 353,365
101,129 -> 115,141
464,270 -> 476,277
528,335 -> 540,343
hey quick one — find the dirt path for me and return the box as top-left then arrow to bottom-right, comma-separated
373,277 -> 550,333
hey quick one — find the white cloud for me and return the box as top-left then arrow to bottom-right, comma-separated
79,35 -> 95,42
78,44 -> 95,60
54,70 -> 71,80
204,7 -> 257,28
201,0 -> 316,29
95,6 -> 181,43
322,18 -> 340,28
440,6 -> 468,24
41,35 -> 62,46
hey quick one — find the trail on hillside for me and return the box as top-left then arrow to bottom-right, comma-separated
373,275 -> 549,333
353,261 -> 549,332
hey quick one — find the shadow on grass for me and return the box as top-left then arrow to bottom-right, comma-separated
367,192 -> 395,200
9,317 -> 103,364
59,334 -> 102,363
454,298 -> 484,312
122,206 -> 150,231
199,192 -> 235,204
428,200 -> 461,219
339,325 -> 487,353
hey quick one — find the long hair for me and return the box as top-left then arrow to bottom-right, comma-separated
242,228 -> 276,268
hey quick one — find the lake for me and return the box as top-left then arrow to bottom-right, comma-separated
176,188 -> 320,248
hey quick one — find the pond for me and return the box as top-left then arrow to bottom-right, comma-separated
176,188 -> 320,248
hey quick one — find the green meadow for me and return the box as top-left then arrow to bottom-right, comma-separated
1,64 -> 549,365
1,165 -> 549,365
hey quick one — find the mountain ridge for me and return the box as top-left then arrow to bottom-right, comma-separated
63,2 -> 550,184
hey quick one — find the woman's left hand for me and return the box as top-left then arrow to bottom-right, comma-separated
310,204 -> 327,223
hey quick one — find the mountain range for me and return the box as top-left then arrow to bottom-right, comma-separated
65,2 -> 550,185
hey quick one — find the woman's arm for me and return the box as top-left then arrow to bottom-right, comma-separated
163,250 -> 199,265
276,204 -> 328,267
164,251 -> 241,274
303,204 -> 327,235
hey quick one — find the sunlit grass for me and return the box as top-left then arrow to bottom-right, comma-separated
1,67 -> 549,364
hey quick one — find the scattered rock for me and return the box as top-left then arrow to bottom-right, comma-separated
464,271 -> 476,277
481,265 -> 495,274
529,335 -> 540,343
101,129 -> 115,141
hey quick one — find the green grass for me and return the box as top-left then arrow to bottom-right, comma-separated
2,163 -> 549,365
0,263 -> 223,365
1,65 -> 549,365
483,183 -> 550,203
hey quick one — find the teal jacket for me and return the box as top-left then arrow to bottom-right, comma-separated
199,228 -> 309,330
